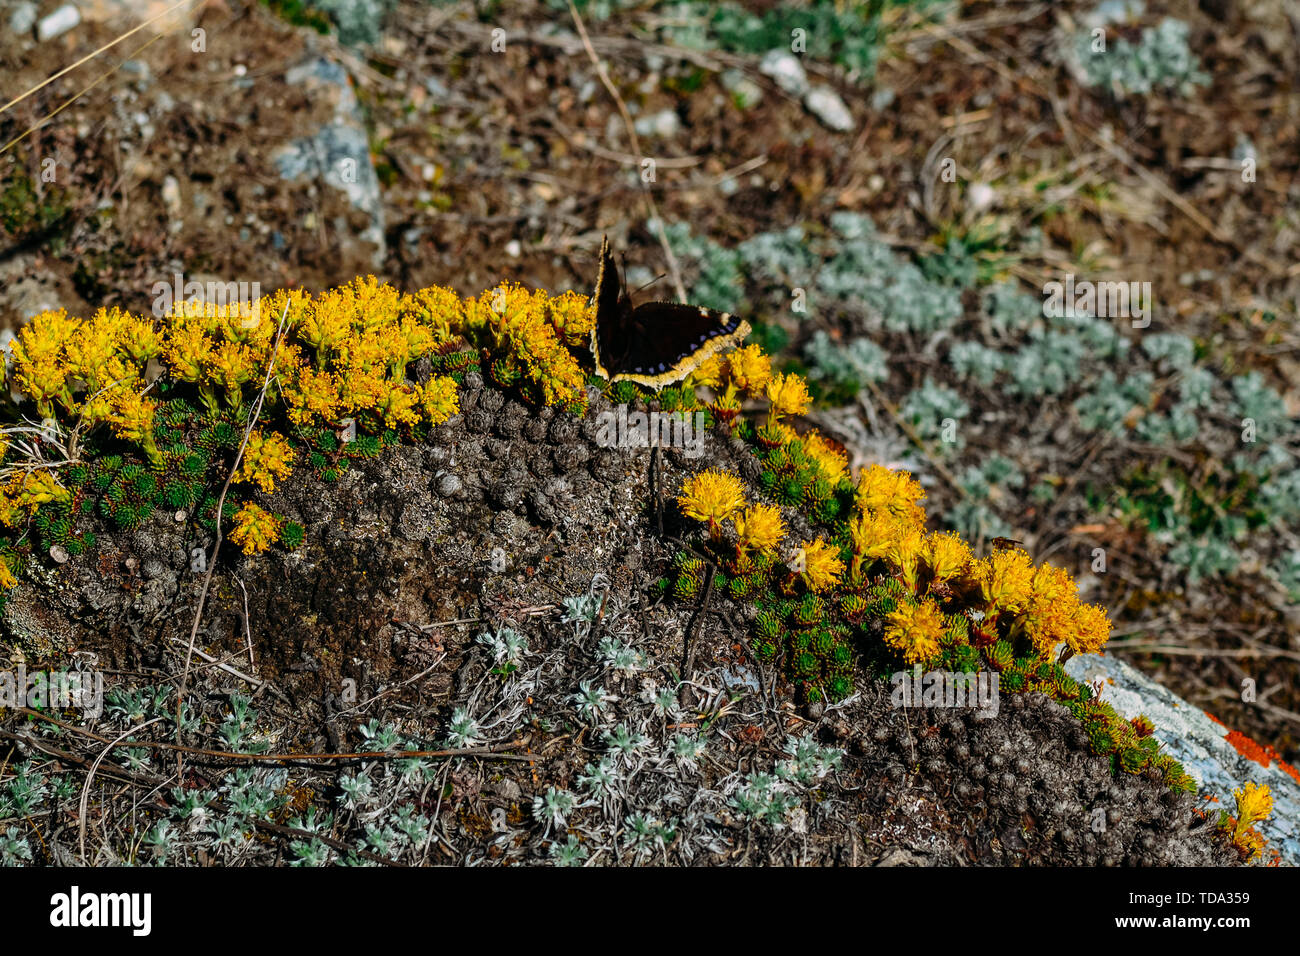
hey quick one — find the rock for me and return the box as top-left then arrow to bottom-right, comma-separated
8,2 -> 37,36
36,4 -> 79,42
119,59 -> 152,90
1066,652 -> 1300,865
804,86 -> 854,132
758,50 -> 809,97
161,175 -> 182,219
967,182 -> 996,213
274,57 -> 386,268
634,109 -> 681,139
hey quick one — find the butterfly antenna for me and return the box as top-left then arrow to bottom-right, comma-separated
632,272 -> 669,297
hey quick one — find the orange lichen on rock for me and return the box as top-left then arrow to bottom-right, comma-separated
1224,729 -> 1300,785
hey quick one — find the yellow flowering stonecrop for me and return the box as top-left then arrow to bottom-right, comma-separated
0,269 -> 1188,798
0,275 -> 597,604
667,342 -> 1193,795
1218,782 -> 1275,862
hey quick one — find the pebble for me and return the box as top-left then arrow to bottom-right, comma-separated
804,86 -> 854,131
9,2 -> 37,36
759,50 -> 809,97
968,182 -> 996,213
633,109 -> 681,139
36,4 -> 79,42
161,176 -> 182,218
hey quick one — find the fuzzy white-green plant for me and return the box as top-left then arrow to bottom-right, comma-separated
1073,17 -> 1209,99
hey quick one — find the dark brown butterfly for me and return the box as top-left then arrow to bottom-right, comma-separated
589,235 -> 751,389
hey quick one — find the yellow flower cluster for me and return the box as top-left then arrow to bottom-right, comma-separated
679,471 -> 791,563
845,465 -> 930,584
765,372 -> 812,420
269,278 -> 462,430
229,503 -> 281,555
969,548 -> 1112,658
677,469 -> 747,530
9,307 -> 162,464
237,430 -> 296,494
797,537 -> 843,592
462,284 -> 590,411
733,502 -> 785,557
884,598 -> 945,664
0,470 -> 71,529
802,432 -> 848,485
855,464 -> 926,524
694,343 -> 773,401
1224,782 -> 1274,861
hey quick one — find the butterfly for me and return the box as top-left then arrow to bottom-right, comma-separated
589,235 -> 751,389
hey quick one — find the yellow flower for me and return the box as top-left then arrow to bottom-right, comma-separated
710,388 -> 743,417
65,308 -> 124,389
230,504 -> 281,555
207,340 -> 256,396
116,312 -> 163,365
105,389 -> 161,466
418,375 -> 460,426
924,531 -> 973,583
1065,602 -> 1112,657
0,554 -> 16,590
4,470 -> 71,514
883,526 -> 925,592
733,502 -> 785,556
690,354 -> 725,389
974,548 -> 1035,614
726,344 -> 772,396
855,464 -> 926,522
283,363 -> 341,426
803,431 -> 848,485
884,598 -> 945,664
1029,562 -> 1076,606
10,308 -> 78,415
678,469 -> 747,529
470,284 -> 587,410
765,372 -> 812,419
798,537 -> 844,592
377,383 -> 422,429
545,289 -> 595,349
1233,782 -> 1273,832
163,321 -> 213,383
298,287 -> 354,357
405,285 -> 463,345
1010,563 -> 1087,657
237,430 -> 296,494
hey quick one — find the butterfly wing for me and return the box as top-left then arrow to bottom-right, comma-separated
589,235 -> 751,389
604,301 -> 751,389
590,236 -> 632,380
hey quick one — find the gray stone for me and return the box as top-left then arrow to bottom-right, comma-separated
274,57 -> 386,268
804,86 -> 854,132
758,50 -> 809,97
36,4 -> 79,42
8,1 -> 37,36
